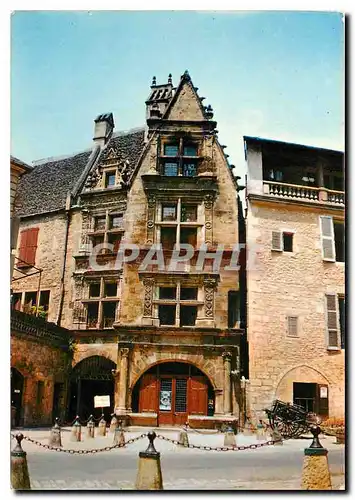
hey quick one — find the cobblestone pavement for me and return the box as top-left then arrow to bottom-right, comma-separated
12,427 -> 345,490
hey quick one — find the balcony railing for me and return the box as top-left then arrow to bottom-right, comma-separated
263,181 -> 344,206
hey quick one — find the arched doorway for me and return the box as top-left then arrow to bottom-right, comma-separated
68,356 -> 116,422
11,368 -> 24,427
131,362 -> 215,426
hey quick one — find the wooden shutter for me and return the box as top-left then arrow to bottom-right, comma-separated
188,376 -> 208,415
287,316 -> 298,337
139,374 -> 158,413
325,294 -> 339,348
18,228 -> 39,267
26,228 -> 39,266
271,231 -> 282,251
317,384 -> 329,418
320,216 -> 335,261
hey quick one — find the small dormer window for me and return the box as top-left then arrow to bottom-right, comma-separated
160,139 -> 199,177
105,171 -> 116,188
183,144 -> 198,157
164,144 -> 179,156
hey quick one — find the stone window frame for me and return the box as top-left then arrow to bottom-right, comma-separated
141,274 -> 218,328
271,229 -> 295,253
155,198 -> 204,250
159,136 -> 200,177
11,289 -> 51,317
81,276 -> 121,329
88,209 -> 124,254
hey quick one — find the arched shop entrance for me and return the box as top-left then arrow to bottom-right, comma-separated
11,368 -> 24,427
131,362 -> 215,426
68,356 -> 116,422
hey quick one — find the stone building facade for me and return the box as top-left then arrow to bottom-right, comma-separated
13,71 -> 245,428
11,309 -> 71,426
244,137 -> 345,422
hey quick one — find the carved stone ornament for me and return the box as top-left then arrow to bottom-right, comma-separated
143,278 -> 154,317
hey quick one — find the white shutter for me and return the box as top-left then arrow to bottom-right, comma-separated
325,294 -> 339,348
271,231 -> 282,251
287,316 -> 298,337
320,216 -> 335,261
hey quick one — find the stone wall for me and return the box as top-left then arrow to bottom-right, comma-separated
246,201 -> 345,420
11,335 -> 70,426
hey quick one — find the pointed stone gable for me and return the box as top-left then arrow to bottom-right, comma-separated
164,79 -> 206,122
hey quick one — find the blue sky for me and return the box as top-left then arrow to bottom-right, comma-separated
11,11 -> 344,179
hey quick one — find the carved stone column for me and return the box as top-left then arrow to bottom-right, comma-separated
204,194 -> 214,245
222,351 -> 232,416
196,277 -> 216,327
116,348 -> 130,414
146,196 -> 156,244
142,277 -> 154,326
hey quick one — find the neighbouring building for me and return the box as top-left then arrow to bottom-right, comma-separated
244,136 -> 345,422
12,71 -> 246,428
11,155 -> 71,427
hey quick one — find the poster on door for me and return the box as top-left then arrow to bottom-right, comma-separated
159,390 -> 172,411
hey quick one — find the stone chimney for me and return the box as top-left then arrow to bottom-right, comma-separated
93,113 -> 114,148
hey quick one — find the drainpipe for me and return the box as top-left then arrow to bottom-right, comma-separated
56,192 -> 71,326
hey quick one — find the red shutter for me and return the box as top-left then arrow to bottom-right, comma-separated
139,374 -> 158,413
25,228 -> 39,266
18,230 -> 29,267
189,376 -> 208,415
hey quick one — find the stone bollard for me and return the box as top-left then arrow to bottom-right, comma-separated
301,426 -> 332,490
135,431 -> 163,490
224,428 -> 237,447
109,414 -> 118,433
98,414 -> 107,436
71,416 -> 81,442
86,415 -> 95,439
113,426 -> 126,447
11,434 -> 31,490
48,417 -> 62,447
178,430 -> 189,447
271,427 -> 283,446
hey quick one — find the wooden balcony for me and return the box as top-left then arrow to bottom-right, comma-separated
263,181 -> 344,206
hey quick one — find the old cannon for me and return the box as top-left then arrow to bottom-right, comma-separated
264,399 -> 318,439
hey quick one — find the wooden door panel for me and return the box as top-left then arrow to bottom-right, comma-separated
139,374 -> 158,413
189,376 -> 208,415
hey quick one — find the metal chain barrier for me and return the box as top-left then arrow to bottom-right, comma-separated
10,432 -> 147,454
155,432 -> 286,451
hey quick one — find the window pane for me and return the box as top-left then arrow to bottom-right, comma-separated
162,205 -> 177,221
161,227 -> 177,250
228,291 -> 240,328
89,283 -> 100,298
159,305 -> 176,325
180,288 -> 198,300
108,233 -> 121,253
39,290 -> 50,311
102,302 -> 117,328
180,227 -> 197,246
24,291 -> 37,313
180,305 -> 197,326
181,205 -> 197,222
109,214 -> 123,229
163,162 -> 178,176
87,302 -> 99,328
182,162 -> 197,177
183,144 -> 198,156
104,282 -> 117,297
105,173 -> 116,187
164,144 -> 179,156
92,235 -> 104,252
95,217 -> 106,231
12,293 -> 22,311
283,233 -> 293,252
159,287 -> 177,300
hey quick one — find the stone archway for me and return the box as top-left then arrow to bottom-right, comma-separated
68,356 -> 116,422
130,361 -> 215,426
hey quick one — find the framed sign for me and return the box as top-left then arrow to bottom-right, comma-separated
94,395 -> 110,408
320,386 -> 328,399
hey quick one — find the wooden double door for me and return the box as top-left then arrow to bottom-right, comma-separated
139,373 -> 208,426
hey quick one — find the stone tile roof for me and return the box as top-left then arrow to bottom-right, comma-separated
15,128 -> 146,217
15,150 -> 92,217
